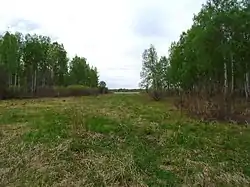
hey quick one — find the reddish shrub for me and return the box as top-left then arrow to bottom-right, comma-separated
174,92 -> 250,123
1,85 -> 100,100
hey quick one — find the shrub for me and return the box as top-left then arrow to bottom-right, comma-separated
0,67 -> 8,99
5,86 -> 27,99
98,86 -> 109,94
67,85 -> 88,90
148,90 -> 163,101
1,84 -> 99,100
36,86 -> 57,98
67,85 -> 98,96
174,91 -> 250,123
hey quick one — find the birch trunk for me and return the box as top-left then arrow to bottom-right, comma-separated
14,74 -> 17,87
9,74 -> 12,87
245,72 -> 249,100
34,70 -> 37,93
231,59 -> 234,94
224,62 -> 228,96
224,62 -> 228,116
31,74 -> 33,93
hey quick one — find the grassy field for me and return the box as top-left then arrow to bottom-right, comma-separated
0,94 -> 250,187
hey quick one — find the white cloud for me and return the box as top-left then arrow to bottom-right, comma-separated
0,0 -> 205,88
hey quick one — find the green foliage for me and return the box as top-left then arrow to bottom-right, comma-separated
140,45 -> 168,100
140,0 -> 250,95
166,0 -> 250,94
98,80 -> 108,94
0,31 -> 101,99
68,56 -> 99,87
139,0 -> 250,117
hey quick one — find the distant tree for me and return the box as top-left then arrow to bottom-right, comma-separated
99,81 -> 106,88
140,44 -> 164,100
99,81 -> 107,94
140,0 -> 250,117
68,56 -> 98,87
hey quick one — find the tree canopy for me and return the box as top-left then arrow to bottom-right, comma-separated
140,0 -> 250,100
0,31 -> 100,93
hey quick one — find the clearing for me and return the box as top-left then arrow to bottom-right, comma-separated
0,94 -> 250,187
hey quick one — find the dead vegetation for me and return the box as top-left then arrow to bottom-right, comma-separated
173,91 -> 250,125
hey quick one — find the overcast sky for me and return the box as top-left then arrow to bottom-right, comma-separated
0,0 -> 205,88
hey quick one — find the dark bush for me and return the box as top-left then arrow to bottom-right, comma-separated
1,85 -> 99,100
5,86 -> 27,99
103,87 -> 109,94
66,85 -> 99,96
0,67 -> 8,99
98,86 -> 109,94
35,86 -> 56,97
174,92 -> 250,123
148,90 -> 163,101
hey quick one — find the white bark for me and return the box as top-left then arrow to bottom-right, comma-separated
231,58 -> 234,93
9,74 -> 12,87
224,62 -> 228,96
245,72 -> 249,100
31,74 -> 34,93
34,70 -> 37,93
14,74 -> 17,87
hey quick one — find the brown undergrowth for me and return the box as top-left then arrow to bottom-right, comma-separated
174,93 -> 250,124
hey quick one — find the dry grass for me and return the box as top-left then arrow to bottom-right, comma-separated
0,94 -> 250,186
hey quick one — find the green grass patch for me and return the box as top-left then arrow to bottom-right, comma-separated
85,115 -> 120,134
21,110 -> 69,144
0,94 -> 250,186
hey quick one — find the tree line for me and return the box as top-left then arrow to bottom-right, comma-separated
0,31 -> 101,98
110,88 -> 143,92
140,0 -> 250,118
